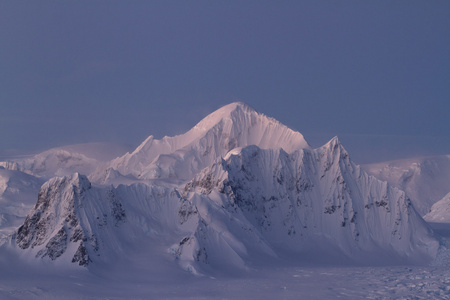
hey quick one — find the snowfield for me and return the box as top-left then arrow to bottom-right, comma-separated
0,102 -> 449,299
1,257 -> 450,299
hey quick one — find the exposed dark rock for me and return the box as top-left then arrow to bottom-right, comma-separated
324,205 -> 340,214
178,199 -> 197,224
72,243 -> 91,266
70,228 -> 84,243
39,228 -> 68,260
107,189 -> 126,226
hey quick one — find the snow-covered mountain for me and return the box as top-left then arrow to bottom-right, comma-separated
10,173 -> 195,267
7,142 -> 438,273
180,140 -> 438,267
0,102 -> 442,274
0,149 -> 99,179
363,156 -> 450,216
0,142 -> 132,180
102,102 -> 310,182
9,172 -> 267,273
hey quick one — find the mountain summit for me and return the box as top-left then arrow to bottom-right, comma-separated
105,102 -> 310,182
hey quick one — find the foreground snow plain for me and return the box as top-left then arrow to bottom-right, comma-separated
1,258 -> 450,299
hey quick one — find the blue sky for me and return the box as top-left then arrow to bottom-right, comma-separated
1,1 -> 449,163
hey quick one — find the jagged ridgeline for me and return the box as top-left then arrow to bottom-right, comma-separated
3,102 -> 439,274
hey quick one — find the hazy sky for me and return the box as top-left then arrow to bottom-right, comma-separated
1,1 -> 449,163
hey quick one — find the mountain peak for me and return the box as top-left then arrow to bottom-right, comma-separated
42,173 -> 91,195
321,136 -> 347,152
70,173 -> 91,188
316,136 -> 352,167
193,102 -> 256,132
219,101 -> 253,112
324,136 -> 340,148
104,102 -> 310,182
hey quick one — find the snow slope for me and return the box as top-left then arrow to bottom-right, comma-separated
363,155 -> 450,216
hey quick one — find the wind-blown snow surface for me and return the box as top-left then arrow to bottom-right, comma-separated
0,102 -> 448,299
